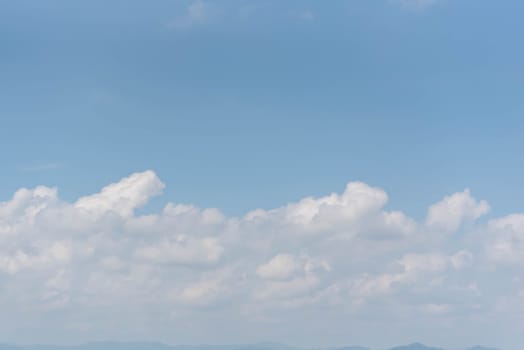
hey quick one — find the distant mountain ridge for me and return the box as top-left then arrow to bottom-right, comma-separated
387,343 -> 443,350
0,341 -> 502,350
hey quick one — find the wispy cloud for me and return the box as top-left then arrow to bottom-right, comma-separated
391,0 -> 443,10
295,10 -> 316,22
21,162 -> 64,171
168,1 -> 220,29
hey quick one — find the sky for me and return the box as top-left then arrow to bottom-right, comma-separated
1,0 -> 524,349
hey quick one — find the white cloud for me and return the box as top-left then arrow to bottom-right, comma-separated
254,275 -> 321,301
0,241 -> 71,274
177,277 -> 230,307
0,186 -> 57,231
245,181 -> 416,241
75,170 -> 164,217
257,254 -> 300,281
0,170 -> 523,345
136,236 -> 223,265
482,214 -> 524,264
347,250 -> 471,299
426,189 -> 490,233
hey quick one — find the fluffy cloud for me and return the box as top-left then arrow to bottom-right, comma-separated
346,250 -> 472,299
136,236 -> 223,265
257,254 -> 301,281
245,182 -> 416,240
425,189 -> 490,233
0,170 -> 522,344
483,214 -> 524,264
0,241 -> 71,274
75,170 -> 164,217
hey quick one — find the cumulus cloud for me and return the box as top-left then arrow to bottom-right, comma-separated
426,189 -> 490,233
0,241 -> 71,274
347,250 -> 472,300
257,254 -> 300,281
75,170 -> 164,217
245,181 -> 416,241
136,236 -> 223,265
0,170 -> 523,343
483,214 -> 524,264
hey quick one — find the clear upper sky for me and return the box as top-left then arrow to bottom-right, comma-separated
1,1 -> 524,349
2,0 -> 523,219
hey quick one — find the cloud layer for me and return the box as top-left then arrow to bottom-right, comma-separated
0,171 -> 521,346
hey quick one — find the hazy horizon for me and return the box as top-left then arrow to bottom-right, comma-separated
0,340 -> 503,350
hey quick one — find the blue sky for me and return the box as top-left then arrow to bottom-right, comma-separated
2,0 -> 523,218
1,1 -> 524,349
